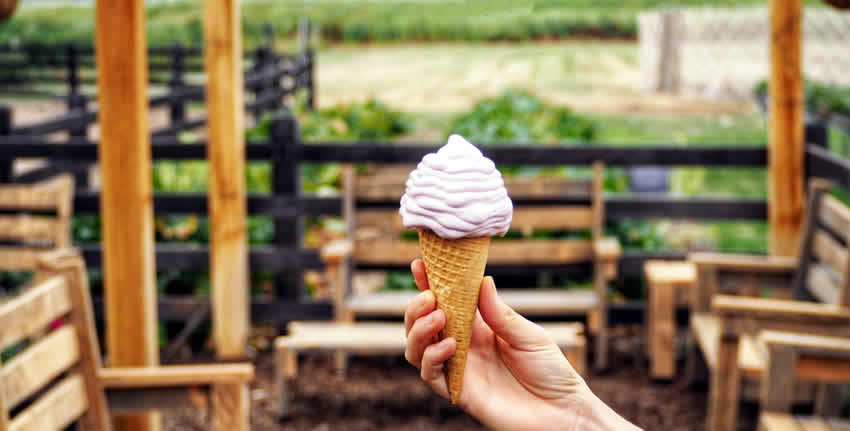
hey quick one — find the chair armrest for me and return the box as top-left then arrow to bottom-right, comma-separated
760,330 -> 850,359
99,364 -> 254,389
593,237 -> 621,261
320,239 -> 353,266
711,295 -> 850,327
689,252 -> 797,273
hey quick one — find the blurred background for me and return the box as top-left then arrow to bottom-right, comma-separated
1,1 -> 849,430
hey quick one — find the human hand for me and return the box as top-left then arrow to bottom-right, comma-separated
404,259 -> 640,431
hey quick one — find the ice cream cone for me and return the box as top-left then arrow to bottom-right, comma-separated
418,228 -> 490,404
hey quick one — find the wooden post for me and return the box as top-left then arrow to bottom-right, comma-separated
203,0 -> 250,358
94,0 -> 159,430
0,105 -> 12,183
271,114 -> 303,324
768,0 -> 804,257
169,43 -> 186,133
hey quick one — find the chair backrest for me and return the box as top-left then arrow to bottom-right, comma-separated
791,179 -> 850,307
0,250 -> 110,431
336,162 -> 605,305
0,175 -> 74,271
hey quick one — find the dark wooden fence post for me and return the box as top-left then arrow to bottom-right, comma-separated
251,46 -> 269,120
265,26 -> 283,112
305,46 -> 315,110
805,118 -> 828,148
270,113 -> 303,330
169,42 -> 187,133
0,105 -> 12,183
65,44 -> 90,188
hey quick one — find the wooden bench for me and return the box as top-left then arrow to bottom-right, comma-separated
338,162 -> 619,367
275,321 -> 586,415
0,175 -> 73,271
688,178 -> 850,431
0,249 -> 254,431
644,260 -> 697,379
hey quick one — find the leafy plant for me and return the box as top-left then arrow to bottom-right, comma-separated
754,79 -> 850,118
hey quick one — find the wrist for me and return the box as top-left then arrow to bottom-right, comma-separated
572,389 -> 642,431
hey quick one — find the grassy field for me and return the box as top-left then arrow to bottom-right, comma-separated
3,0 -> 822,45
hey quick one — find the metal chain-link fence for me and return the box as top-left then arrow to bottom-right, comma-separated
639,7 -> 850,100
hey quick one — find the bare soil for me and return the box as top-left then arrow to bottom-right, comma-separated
164,348 -> 759,431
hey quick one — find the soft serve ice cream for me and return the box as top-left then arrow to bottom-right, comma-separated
399,134 -> 513,404
400,134 -> 513,238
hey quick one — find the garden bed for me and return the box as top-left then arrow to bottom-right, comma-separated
163,348 -> 760,431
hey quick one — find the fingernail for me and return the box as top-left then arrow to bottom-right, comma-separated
485,276 -> 495,289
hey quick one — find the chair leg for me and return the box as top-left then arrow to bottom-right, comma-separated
594,327 -> 608,371
815,384 -> 847,417
276,346 -> 299,418
707,333 -> 740,431
333,350 -> 349,378
212,383 -> 250,431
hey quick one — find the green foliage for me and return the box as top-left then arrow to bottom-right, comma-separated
383,271 -> 418,292
296,99 -> 411,140
607,220 -> 666,251
0,0 -> 779,46
448,89 -> 596,144
755,79 -> 850,118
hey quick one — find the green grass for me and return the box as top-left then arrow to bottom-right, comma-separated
4,0 -> 827,46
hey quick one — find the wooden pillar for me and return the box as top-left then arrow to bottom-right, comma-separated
94,1 -> 159,430
204,0 -> 250,358
768,0 -> 804,257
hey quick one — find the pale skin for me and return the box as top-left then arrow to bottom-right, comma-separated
405,259 -> 642,431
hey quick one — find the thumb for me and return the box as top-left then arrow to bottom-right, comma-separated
478,276 -> 552,349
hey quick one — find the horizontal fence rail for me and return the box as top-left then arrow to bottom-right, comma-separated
7,120 -> 848,328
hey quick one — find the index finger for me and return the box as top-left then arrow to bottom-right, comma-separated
411,259 -> 429,292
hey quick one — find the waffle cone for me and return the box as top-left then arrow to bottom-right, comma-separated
418,229 -> 490,404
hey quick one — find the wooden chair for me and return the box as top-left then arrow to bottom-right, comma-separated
0,175 -> 73,270
688,178 -> 850,431
0,249 -> 254,431
757,331 -> 850,431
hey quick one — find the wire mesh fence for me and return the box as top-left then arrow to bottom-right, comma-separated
639,6 -> 850,100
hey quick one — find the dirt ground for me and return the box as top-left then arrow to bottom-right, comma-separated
164,347 -> 759,431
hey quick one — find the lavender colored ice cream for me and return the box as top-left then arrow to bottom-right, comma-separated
399,134 -> 513,239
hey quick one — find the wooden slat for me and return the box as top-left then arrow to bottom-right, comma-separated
346,289 -> 599,316
761,331 -> 850,356
0,276 -> 71,350
356,166 -> 592,201
0,247 -> 40,271
354,239 -> 593,265
759,413 -> 803,431
0,185 -> 62,211
357,206 -> 594,235
712,295 -> 850,325
812,229 -> 848,277
8,374 -> 88,431
806,264 -> 840,305
1,326 -> 80,410
797,417 -> 834,431
689,252 -> 798,272
98,364 -> 254,388
0,216 -> 60,243
211,383 -> 249,431
819,195 -> 850,241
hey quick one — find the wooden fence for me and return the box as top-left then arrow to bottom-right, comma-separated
2,113 -> 840,329
0,39 -> 315,188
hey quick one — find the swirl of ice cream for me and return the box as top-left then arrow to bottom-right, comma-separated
399,134 -> 513,239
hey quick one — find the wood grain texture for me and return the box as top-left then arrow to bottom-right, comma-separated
8,374 -> 88,431
203,0 -> 249,358
95,1 -> 159,428
211,384 -> 250,431
762,343 -> 798,412
98,364 -> 254,388
0,276 -> 70,350
648,281 -> 675,378
812,230 -> 847,279
355,239 -> 594,265
712,295 -> 850,325
707,333 -> 741,431
819,195 -> 850,241
35,252 -> 111,431
106,387 -> 209,414
806,264 -> 840,304
689,253 -> 798,272
0,326 -> 79,411
768,0 -> 804,257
